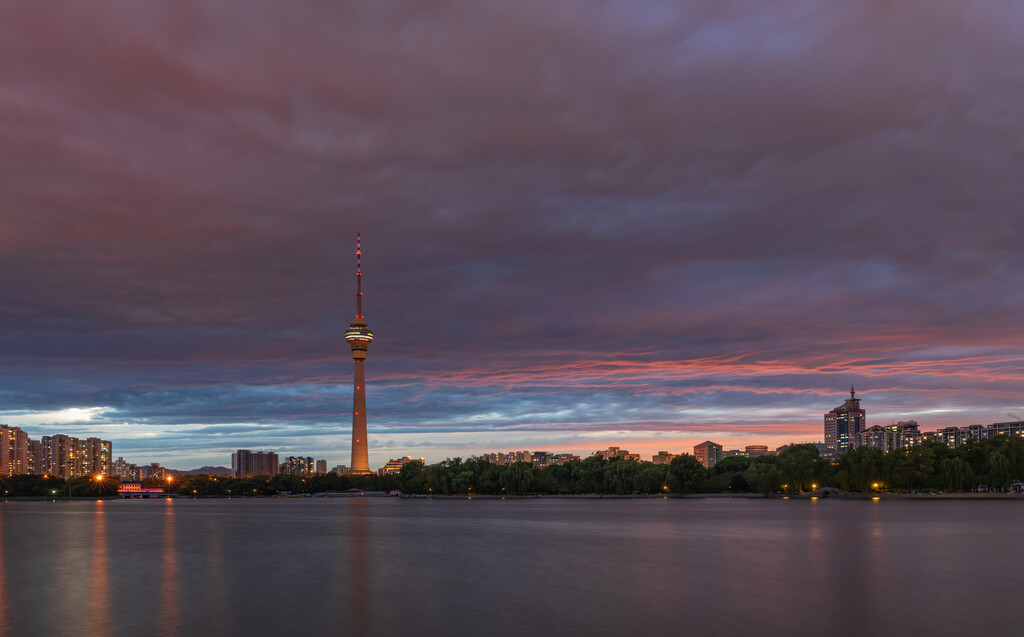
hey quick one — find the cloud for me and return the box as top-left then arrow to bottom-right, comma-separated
2,1 -> 1023,467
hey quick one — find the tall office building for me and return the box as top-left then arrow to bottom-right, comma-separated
693,441 -> 723,469
1,425 -> 30,476
825,387 -> 865,459
344,234 -> 374,475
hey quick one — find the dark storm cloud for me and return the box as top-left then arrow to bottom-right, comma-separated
2,1 -> 1024,466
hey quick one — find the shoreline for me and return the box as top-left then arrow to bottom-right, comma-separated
5,492 -> 1023,503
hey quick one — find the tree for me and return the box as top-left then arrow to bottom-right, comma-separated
397,460 -> 427,493
777,444 -> 819,492
712,456 -> 752,475
499,462 -> 536,495
744,461 -> 782,496
988,451 -> 1012,491
666,454 -> 706,494
635,464 -> 669,494
836,446 -> 884,492
939,457 -> 972,492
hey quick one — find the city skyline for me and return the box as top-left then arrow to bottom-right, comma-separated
3,3 -> 1024,469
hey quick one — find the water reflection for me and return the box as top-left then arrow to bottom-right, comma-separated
0,507 -> 9,637
88,501 -> 113,635
348,499 -> 372,636
159,499 -> 180,635
2,498 -> 1022,637
203,515 -> 228,636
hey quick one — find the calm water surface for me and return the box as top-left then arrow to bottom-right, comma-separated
0,497 -> 1021,636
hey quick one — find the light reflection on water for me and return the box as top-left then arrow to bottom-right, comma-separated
0,505 -> 8,637
159,500 -> 180,635
88,501 -> 112,635
0,497 -> 1022,637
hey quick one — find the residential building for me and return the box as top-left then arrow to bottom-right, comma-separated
231,450 -> 279,477
84,437 -> 112,477
652,451 -> 676,464
140,463 -> 168,480
893,421 -> 922,447
825,387 -> 865,459
530,451 -> 554,468
28,439 -> 41,474
379,456 -> 422,476
482,451 -> 533,466
42,434 -> 85,479
283,456 -> 315,475
1,425 -> 30,476
113,457 -> 140,482
316,459 -> 327,474
595,447 -> 639,462
857,425 -> 898,453
550,453 -> 579,464
693,441 -> 723,469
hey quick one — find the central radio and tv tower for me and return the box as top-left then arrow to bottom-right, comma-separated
344,233 -> 374,475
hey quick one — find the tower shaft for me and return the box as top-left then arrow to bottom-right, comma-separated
351,359 -> 369,473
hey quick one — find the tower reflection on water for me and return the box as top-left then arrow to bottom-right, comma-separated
347,498 -> 372,635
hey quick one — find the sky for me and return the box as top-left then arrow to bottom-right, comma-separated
2,1 -> 1024,470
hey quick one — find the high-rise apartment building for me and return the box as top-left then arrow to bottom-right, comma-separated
1,425 -> 30,476
283,456 -> 315,475
693,441 -> 723,469
36,434 -> 110,479
856,421 -> 921,452
28,439 -> 41,474
232,450 -> 279,477
315,459 -> 327,474
825,387 -> 865,459
139,463 -> 168,480
113,457 -> 140,481
84,437 -> 112,476
42,434 -> 87,479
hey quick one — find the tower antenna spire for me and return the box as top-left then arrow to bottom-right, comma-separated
356,232 -> 363,318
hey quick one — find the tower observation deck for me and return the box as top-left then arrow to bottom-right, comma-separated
344,233 -> 374,475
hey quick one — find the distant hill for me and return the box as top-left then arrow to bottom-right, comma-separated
174,466 -> 232,476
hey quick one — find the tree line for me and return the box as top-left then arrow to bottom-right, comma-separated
4,435 -> 1022,498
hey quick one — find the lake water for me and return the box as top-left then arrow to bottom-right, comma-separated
0,497 -> 1021,636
